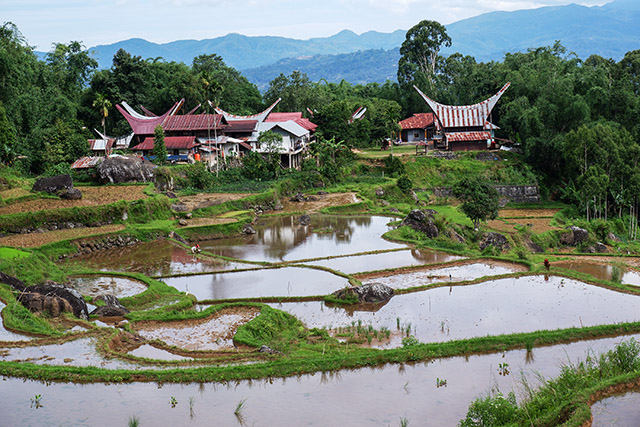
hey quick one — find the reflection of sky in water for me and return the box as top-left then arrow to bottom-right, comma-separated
554,261 -> 640,286
2,334 -> 639,427
270,276 -> 640,344
129,344 -> 193,361
592,390 -> 640,427
199,215 -> 403,262
0,302 -> 34,342
67,276 -> 147,298
371,262 -> 524,289
163,267 -> 349,300
306,249 -> 464,274
65,240 -> 243,276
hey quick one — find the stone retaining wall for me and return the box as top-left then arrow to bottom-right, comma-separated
432,185 -> 539,203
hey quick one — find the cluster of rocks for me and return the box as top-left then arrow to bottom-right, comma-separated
11,221 -> 111,235
430,151 -> 457,160
559,225 -> 610,253
331,283 -> 395,304
67,235 -> 140,258
97,156 -> 155,184
475,152 -> 501,162
290,192 -> 319,202
0,273 -> 89,320
298,215 -> 311,226
400,209 -> 440,238
32,174 -> 82,200
479,232 -> 510,251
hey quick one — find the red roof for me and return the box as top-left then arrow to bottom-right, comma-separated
132,136 -> 198,151
162,114 -> 225,132
399,113 -> 435,130
445,131 -> 492,142
226,120 -> 257,133
266,112 -> 317,131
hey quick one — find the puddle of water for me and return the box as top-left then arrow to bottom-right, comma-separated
269,275 -> 640,345
0,338 -> 138,370
369,261 -> 527,289
66,240 -> 243,276
2,334 -> 639,426
134,307 -> 260,351
592,391 -> 640,427
129,344 -> 194,361
306,249 -> 464,274
67,276 -> 147,298
163,267 -> 349,300
0,302 -> 34,342
198,215 -> 404,263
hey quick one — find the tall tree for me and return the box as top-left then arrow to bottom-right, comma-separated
398,20 -> 451,90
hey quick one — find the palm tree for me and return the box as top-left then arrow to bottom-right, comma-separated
92,93 -> 112,137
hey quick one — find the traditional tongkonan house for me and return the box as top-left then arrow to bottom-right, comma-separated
413,83 -> 510,151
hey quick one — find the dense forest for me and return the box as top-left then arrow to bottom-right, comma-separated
1,20 -> 640,228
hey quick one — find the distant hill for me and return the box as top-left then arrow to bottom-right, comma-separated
84,30 -> 407,70
35,0 -> 640,86
242,48 -> 400,90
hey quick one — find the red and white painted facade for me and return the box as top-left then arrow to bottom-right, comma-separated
413,83 -> 510,151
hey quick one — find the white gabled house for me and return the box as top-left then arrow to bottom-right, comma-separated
253,120 -> 312,169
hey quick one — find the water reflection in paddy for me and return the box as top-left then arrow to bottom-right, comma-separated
368,261 -> 526,289
2,334 -> 639,426
554,260 -> 640,286
65,240 -> 244,276
135,307 -> 260,351
0,338 -> 139,370
163,267 -> 349,300
67,276 -> 147,298
198,215 -> 403,262
305,249 -> 464,274
0,302 -> 33,342
270,276 -> 640,345
592,391 -> 640,427
129,344 -> 193,361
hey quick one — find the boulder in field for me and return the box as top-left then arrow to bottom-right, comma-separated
331,283 -> 394,303
32,174 -> 73,194
97,156 -> 155,184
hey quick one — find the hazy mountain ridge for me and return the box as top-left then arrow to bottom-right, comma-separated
35,0 -> 640,86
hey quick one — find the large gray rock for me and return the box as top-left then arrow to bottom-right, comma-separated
332,283 -> 394,303
97,156 -> 155,184
32,174 -> 73,193
298,214 -> 311,226
560,226 -> 589,246
400,209 -> 439,238
242,224 -> 256,234
14,280 -> 89,320
90,294 -> 129,317
59,187 -> 82,200
479,232 -> 510,251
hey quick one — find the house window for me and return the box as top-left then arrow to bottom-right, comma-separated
413,131 -> 420,138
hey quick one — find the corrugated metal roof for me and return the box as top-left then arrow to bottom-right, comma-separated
445,131 -> 492,142
414,83 -> 510,129
258,120 -> 309,138
132,136 -> 198,151
215,98 -> 281,122
226,120 -> 257,133
266,112 -> 317,131
399,113 -> 435,130
162,114 -> 225,131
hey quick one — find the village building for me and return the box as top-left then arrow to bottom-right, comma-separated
412,83 -> 510,151
398,113 -> 436,143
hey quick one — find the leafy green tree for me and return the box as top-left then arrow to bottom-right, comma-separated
153,124 -> 167,164
264,71 -> 316,112
452,177 -> 500,230
257,130 -> 283,178
0,101 -> 16,163
92,93 -> 111,136
398,20 -> 451,89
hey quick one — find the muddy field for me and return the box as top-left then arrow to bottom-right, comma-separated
0,186 -> 148,215
488,217 -> 560,234
177,192 -> 256,211
498,208 -> 560,218
280,192 -> 360,213
0,224 -> 126,248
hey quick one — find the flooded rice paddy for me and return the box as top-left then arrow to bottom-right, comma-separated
554,260 -> 640,286
270,275 -> 640,346
592,390 -> 640,427
5,214 -> 640,425
67,276 -> 147,298
2,334 -> 639,426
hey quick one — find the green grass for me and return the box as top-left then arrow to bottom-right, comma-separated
0,247 -> 30,260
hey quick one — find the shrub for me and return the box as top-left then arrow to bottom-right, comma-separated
396,175 -> 413,193
184,162 -> 214,189
383,154 -> 405,177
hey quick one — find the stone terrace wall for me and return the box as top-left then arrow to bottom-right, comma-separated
433,185 -> 539,203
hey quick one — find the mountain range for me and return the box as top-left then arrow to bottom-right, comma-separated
55,0 -> 640,87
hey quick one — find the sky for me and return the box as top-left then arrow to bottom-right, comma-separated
3,0 -> 610,51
